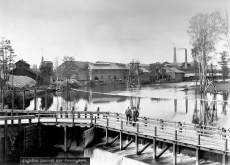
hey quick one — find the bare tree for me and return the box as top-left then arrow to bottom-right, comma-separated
217,10 -> 230,51
53,56 -> 60,82
62,56 -> 76,83
187,12 -> 222,92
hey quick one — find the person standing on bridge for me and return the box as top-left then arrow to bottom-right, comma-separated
125,107 -> 132,124
132,107 -> 139,123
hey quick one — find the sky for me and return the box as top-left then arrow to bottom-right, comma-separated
0,0 -> 229,67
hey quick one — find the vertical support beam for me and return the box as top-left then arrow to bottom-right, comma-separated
153,138 -> 156,159
173,130 -> 177,165
38,112 -> 40,123
38,123 -> 41,148
94,116 -> 96,124
60,107 -> 63,118
64,125 -> 67,152
22,90 -> 25,110
120,130 -> 123,150
84,106 -> 87,118
196,134 -> 200,165
106,127 -> 108,146
222,139 -> 228,165
34,89 -> 37,110
135,134 -> 139,155
121,120 -> 123,130
4,120 -> 8,162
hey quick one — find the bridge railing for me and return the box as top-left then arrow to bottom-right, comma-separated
96,114 -> 229,152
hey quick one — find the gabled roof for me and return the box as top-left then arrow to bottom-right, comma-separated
15,59 -> 30,66
165,66 -> 184,73
89,62 -> 129,70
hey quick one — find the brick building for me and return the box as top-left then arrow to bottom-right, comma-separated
88,62 -> 129,82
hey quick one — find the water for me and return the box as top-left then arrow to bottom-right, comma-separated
26,82 -> 230,128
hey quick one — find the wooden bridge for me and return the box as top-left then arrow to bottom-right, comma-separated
0,109 -> 229,165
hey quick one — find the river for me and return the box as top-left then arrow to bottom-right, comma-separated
26,82 -> 230,128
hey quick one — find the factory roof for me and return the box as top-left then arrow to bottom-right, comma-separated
89,62 -> 129,70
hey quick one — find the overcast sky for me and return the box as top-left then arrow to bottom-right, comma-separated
0,0 -> 229,66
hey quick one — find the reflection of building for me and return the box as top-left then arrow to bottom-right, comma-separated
88,61 -> 129,82
9,59 -> 40,80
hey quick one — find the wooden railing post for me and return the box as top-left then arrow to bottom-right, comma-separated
154,126 -> 157,136
94,116 -> 96,124
38,112 -> 40,123
121,120 -> 123,130
137,123 -> 139,133
97,107 -> 100,119
84,106 -> 87,118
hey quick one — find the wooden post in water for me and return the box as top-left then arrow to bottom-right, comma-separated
12,89 -> 14,110
22,90 -> 25,110
173,130 -> 177,165
34,89 -> 37,110
2,89 -> 4,109
45,89 -> 48,110
185,99 -> 188,113
196,134 -> 200,165
64,125 -> 67,152
174,99 -> 177,113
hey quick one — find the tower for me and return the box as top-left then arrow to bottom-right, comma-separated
127,59 -> 140,89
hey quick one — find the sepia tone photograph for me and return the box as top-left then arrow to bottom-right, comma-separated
0,0 -> 230,164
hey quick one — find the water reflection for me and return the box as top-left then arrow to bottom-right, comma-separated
26,84 -> 230,128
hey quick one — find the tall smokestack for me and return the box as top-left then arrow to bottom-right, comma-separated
173,47 -> 177,66
185,49 -> 187,69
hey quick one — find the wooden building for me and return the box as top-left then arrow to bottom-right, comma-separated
9,60 -> 40,81
88,62 -> 129,82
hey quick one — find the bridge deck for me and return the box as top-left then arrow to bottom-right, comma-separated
0,110 -> 229,157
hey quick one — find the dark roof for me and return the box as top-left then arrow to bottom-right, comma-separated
60,61 -> 92,68
15,60 -> 30,66
89,62 -> 129,70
